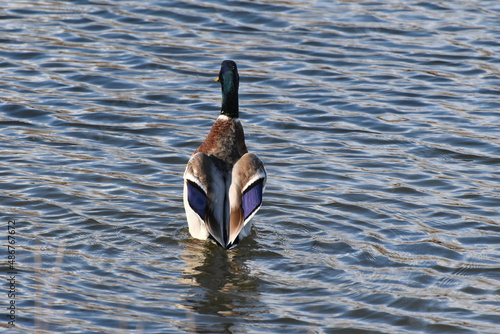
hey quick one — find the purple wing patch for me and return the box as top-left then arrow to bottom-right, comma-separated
187,181 -> 206,218
242,179 -> 264,220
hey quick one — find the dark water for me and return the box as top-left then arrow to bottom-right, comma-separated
1,1 -> 499,333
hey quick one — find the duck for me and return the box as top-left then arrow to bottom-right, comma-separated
183,60 -> 267,249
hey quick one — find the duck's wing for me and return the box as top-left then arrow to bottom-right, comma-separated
228,153 -> 267,245
184,153 -> 231,247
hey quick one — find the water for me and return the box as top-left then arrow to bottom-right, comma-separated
1,0 -> 499,333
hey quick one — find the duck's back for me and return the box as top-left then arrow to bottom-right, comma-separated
195,115 -> 248,166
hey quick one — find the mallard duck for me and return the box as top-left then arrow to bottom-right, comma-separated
183,60 -> 267,249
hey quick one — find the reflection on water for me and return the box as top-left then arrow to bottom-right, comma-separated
179,240 -> 264,333
1,0 -> 499,333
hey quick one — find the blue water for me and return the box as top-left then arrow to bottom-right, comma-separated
1,1 -> 499,333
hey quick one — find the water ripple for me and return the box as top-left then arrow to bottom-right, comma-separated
1,0 -> 499,333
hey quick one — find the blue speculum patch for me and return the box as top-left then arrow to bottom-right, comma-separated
242,179 -> 263,220
187,181 -> 206,218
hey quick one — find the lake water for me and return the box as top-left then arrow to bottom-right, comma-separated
1,1 -> 499,333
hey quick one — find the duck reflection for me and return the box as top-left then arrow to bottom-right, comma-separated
178,238 -> 264,333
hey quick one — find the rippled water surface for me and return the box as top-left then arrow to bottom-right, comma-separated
1,0 -> 500,333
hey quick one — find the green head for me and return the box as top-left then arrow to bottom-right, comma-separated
216,60 -> 239,118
